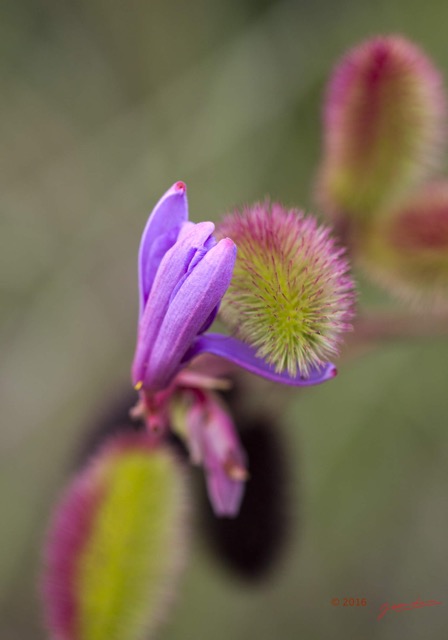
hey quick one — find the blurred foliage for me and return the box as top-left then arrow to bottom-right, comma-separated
1,0 -> 448,638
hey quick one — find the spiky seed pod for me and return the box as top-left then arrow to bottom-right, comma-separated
216,203 -> 355,377
316,35 -> 446,220
358,181 -> 448,308
42,433 -> 189,640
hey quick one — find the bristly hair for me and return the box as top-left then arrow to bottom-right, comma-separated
217,203 -> 355,377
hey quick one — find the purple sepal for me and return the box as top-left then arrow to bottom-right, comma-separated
138,181 -> 188,316
184,333 -> 337,386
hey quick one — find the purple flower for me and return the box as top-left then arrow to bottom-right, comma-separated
132,182 -> 236,391
132,182 -> 337,392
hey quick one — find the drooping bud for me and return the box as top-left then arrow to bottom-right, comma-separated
171,388 -> 248,517
358,181 -> 448,307
216,203 -> 355,377
42,433 -> 189,640
317,35 -> 446,219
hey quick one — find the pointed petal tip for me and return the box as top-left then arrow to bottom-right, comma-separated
165,181 -> 187,197
220,236 -> 237,254
174,181 -> 186,193
208,478 -> 245,518
212,237 -> 237,266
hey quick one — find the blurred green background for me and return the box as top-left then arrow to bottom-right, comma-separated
1,0 -> 448,638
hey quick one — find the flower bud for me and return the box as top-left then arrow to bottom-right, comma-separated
358,181 -> 448,307
317,35 -> 445,219
170,388 -> 248,517
42,433 -> 189,640
216,203 -> 355,377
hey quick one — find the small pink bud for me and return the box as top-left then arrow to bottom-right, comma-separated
175,390 -> 248,517
317,35 -> 446,219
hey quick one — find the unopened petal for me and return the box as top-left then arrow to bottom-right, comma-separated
138,181 -> 188,315
143,239 -> 236,390
132,222 -> 215,387
184,333 -> 337,386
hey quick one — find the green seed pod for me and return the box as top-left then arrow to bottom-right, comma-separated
216,203 -> 355,377
42,433 -> 190,640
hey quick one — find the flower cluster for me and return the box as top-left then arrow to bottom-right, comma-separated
43,178 -> 355,640
131,181 -> 355,516
41,32 -> 448,640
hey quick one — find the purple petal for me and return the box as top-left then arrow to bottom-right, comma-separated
132,222 -> 215,387
184,333 -> 337,386
142,239 -> 236,390
138,181 -> 188,315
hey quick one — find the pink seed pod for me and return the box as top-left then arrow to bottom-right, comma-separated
316,35 -> 446,220
42,433 -> 190,640
358,181 -> 448,308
